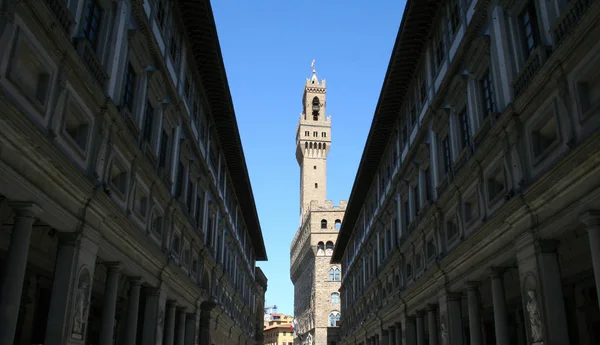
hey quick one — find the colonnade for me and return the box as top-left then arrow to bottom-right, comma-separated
0,201 -> 211,345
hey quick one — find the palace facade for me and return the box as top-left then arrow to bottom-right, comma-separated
332,0 -> 600,345
0,1 -> 267,345
290,67 -> 346,345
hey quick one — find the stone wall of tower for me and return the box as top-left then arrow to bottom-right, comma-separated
311,207 -> 345,345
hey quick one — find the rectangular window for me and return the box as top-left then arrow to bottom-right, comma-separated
433,24 -> 446,72
186,180 -> 194,211
519,1 -> 539,59
123,64 -> 137,111
448,0 -> 461,38
156,0 -> 169,31
195,194 -> 204,225
459,109 -> 471,149
413,183 -> 420,215
169,25 -> 181,66
480,69 -> 496,115
142,103 -> 154,143
442,135 -> 452,174
82,0 -> 103,50
158,130 -> 169,169
404,200 -> 410,226
424,168 -> 432,201
175,162 -> 185,197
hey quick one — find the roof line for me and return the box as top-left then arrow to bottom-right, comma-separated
331,0 -> 441,262
178,0 -> 267,260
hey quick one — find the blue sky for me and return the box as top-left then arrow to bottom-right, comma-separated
211,0 -> 406,316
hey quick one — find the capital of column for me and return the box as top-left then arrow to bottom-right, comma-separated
465,281 -> 480,290
128,276 -> 144,286
581,210 -> 600,228
447,292 -> 463,301
57,232 -> 80,246
8,201 -> 42,218
536,239 -> 560,254
166,299 -> 178,308
103,261 -> 121,272
489,267 -> 505,279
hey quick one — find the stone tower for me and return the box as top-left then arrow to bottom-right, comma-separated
290,62 -> 346,345
296,64 -> 331,216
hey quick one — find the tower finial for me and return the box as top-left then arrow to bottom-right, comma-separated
310,59 -> 318,83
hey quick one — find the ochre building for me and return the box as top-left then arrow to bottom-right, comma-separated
290,66 -> 345,345
0,1 -> 268,345
332,0 -> 600,345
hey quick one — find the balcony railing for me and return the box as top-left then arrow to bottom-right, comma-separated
553,0 -> 597,47
43,0 -> 75,36
453,145 -> 473,175
120,107 -> 140,140
513,45 -> 552,97
74,37 -> 109,89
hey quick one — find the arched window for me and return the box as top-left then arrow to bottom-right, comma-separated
321,219 -> 327,229
329,311 -> 340,327
312,96 -> 320,120
325,241 -> 334,255
317,242 -> 325,256
318,143 -> 322,150
335,219 -> 341,230
323,143 -> 327,150
305,142 -> 308,149
331,293 -> 340,305
329,267 -> 335,280
310,142 -> 313,149
329,267 -> 341,281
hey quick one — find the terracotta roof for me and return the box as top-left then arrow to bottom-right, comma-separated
177,0 -> 267,260
331,0 -> 442,263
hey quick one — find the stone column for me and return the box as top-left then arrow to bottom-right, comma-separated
382,330 -> 389,345
99,262 -> 121,345
416,312 -> 425,345
465,282 -> 482,345
447,293 -> 464,345
142,287 -> 160,345
165,300 -> 177,345
536,240 -> 570,344
199,301 -> 216,345
582,211 -> 600,310
0,202 -> 40,345
184,312 -> 196,345
176,307 -> 186,345
44,233 -> 79,345
405,317 -> 417,345
427,305 -> 438,345
490,269 -> 510,345
395,322 -> 402,345
123,277 -> 143,345
389,326 -> 395,345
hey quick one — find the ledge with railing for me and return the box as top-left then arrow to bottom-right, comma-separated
513,45 -> 553,97
42,0 -> 74,36
553,0 -> 598,47
74,37 -> 109,89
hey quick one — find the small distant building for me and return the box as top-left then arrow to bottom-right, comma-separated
264,322 -> 296,345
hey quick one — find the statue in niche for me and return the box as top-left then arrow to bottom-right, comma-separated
157,307 -> 165,342
71,269 -> 91,339
440,312 -> 449,345
526,290 -> 543,343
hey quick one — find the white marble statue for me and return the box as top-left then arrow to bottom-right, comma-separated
526,290 -> 543,343
72,278 -> 90,339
